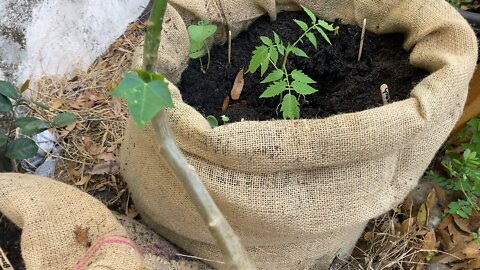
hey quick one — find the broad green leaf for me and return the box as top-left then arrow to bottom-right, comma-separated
0,80 -> 19,99
306,32 -> 317,48
260,81 -> 287,98
269,47 -> 279,65
273,31 -> 281,44
317,19 -> 335,31
293,19 -> 308,31
315,25 -> 332,45
206,115 -> 218,128
187,24 -> 217,43
260,36 -> 273,46
248,45 -> 269,73
261,70 -> 284,83
6,138 -> 38,160
291,47 -> 308,58
291,81 -> 318,95
52,112 -> 77,127
189,48 -> 207,59
134,69 -> 165,83
111,73 -> 174,128
0,134 -> 8,147
291,69 -> 316,84
0,94 -> 13,112
260,55 -> 270,76
302,6 -> 317,23
13,117 -> 50,136
281,94 -> 300,119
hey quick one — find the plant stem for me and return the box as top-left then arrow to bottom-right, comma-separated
144,1 -> 256,268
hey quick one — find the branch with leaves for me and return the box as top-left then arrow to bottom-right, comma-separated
248,6 -> 334,119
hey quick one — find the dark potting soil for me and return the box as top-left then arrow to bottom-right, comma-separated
179,11 -> 429,122
0,215 -> 25,270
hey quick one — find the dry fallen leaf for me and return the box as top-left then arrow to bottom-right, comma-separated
423,229 -> 437,250
417,203 -> 428,228
75,175 -> 91,186
230,68 -> 244,100
363,231 -> 373,241
401,217 -> 415,235
86,160 -> 120,175
453,215 -> 472,234
462,240 -> 480,259
74,225 -> 90,248
425,189 -> 437,213
221,95 -> 230,113
96,152 -> 116,162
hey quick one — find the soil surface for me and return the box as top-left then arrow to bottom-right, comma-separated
179,11 -> 429,122
0,215 -> 25,270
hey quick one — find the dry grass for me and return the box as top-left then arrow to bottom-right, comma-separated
29,20 -> 146,212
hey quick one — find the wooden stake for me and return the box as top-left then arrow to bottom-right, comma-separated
0,247 -> 14,270
380,84 -> 390,105
228,30 -> 232,64
358,18 -> 367,62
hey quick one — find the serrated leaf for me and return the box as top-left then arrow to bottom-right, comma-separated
13,117 -> 50,136
317,19 -> 334,31
277,44 -> 285,55
291,81 -> 318,95
0,94 -> 13,112
306,32 -> 317,48
260,81 -> 287,98
206,115 -> 218,128
314,25 -> 332,45
281,94 -> 300,119
302,6 -> 317,23
291,47 -> 308,58
260,36 -> 273,46
0,80 -> 19,99
248,45 -> 269,73
273,31 -> 281,44
291,69 -> 316,84
52,112 -> 77,127
261,69 -> 284,83
293,19 -> 308,31
110,73 -> 174,128
5,138 -> 38,160
0,134 -> 8,147
260,55 -> 270,76
269,47 -> 278,65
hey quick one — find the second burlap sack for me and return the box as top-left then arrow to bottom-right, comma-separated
120,0 -> 478,269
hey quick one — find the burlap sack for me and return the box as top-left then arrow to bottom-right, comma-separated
0,173 -> 144,270
120,0 -> 478,269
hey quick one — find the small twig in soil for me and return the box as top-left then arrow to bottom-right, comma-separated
380,84 -> 390,105
358,18 -> 367,62
228,30 -> 232,64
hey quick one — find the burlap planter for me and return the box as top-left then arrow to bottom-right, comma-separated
120,0 -> 478,269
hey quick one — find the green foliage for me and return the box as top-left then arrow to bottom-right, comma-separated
426,117 -> 480,219
111,70 -> 174,129
248,6 -> 334,119
206,115 -> 218,128
0,79 -> 77,162
447,0 -> 474,8
188,19 -> 217,71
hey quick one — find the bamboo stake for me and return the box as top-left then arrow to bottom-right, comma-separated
144,1 -> 256,269
380,84 -> 390,105
228,30 -> 232,64
358,18 -> 367,62
0,246 -> 14,270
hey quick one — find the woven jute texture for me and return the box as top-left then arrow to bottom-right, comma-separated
0,173 -> 144,270
120,0 -> 478,269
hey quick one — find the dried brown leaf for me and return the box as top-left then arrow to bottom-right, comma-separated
438,214 -> 453,230
401,217 -> 415,235
423,229 -> 437,250
96,152 -> 115,162
425,189 -> 437,213
230,68 -> 244,100
221,95 -> 230,113
74,225 -> 90,247
453,215 -> 472,234
432,183 -> 448,207
86,160 -> 120,175
75,175 -> 91,186
417,203 -> 428,228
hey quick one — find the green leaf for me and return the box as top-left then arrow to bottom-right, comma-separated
248,45 -> 269,73
293,19 -> 308,31
0,94 -> 13,112
52,112 -> 77,127
306,32 -> 317,48
189,48 -> 207,59
260,36 -> 273,46
5,138 -> 38,160
273,31 -> 281,44
206,115 -> 218,128
317,19 -> 335,31
314,25 -> 332,45
281,94 -> 300,119
260,55 -> 270,76
277,44 -> 285,55
20,80 -> 30,93
0,80 -> 19,100
188,24 -> 217,43
291,69 -> 316,84
261,70 -> 284,83
0,134 -> 8,147
134,69 -> 165,83
260,81 -> 287,98
302,6 -> 317,23
291,47 -> 308,58
269,47 -> 279,65
13,117 -> 50,136
291,81 -> 318,95
111,73 -> 174,128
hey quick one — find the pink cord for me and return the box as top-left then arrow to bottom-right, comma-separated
71,235 -> 142,270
